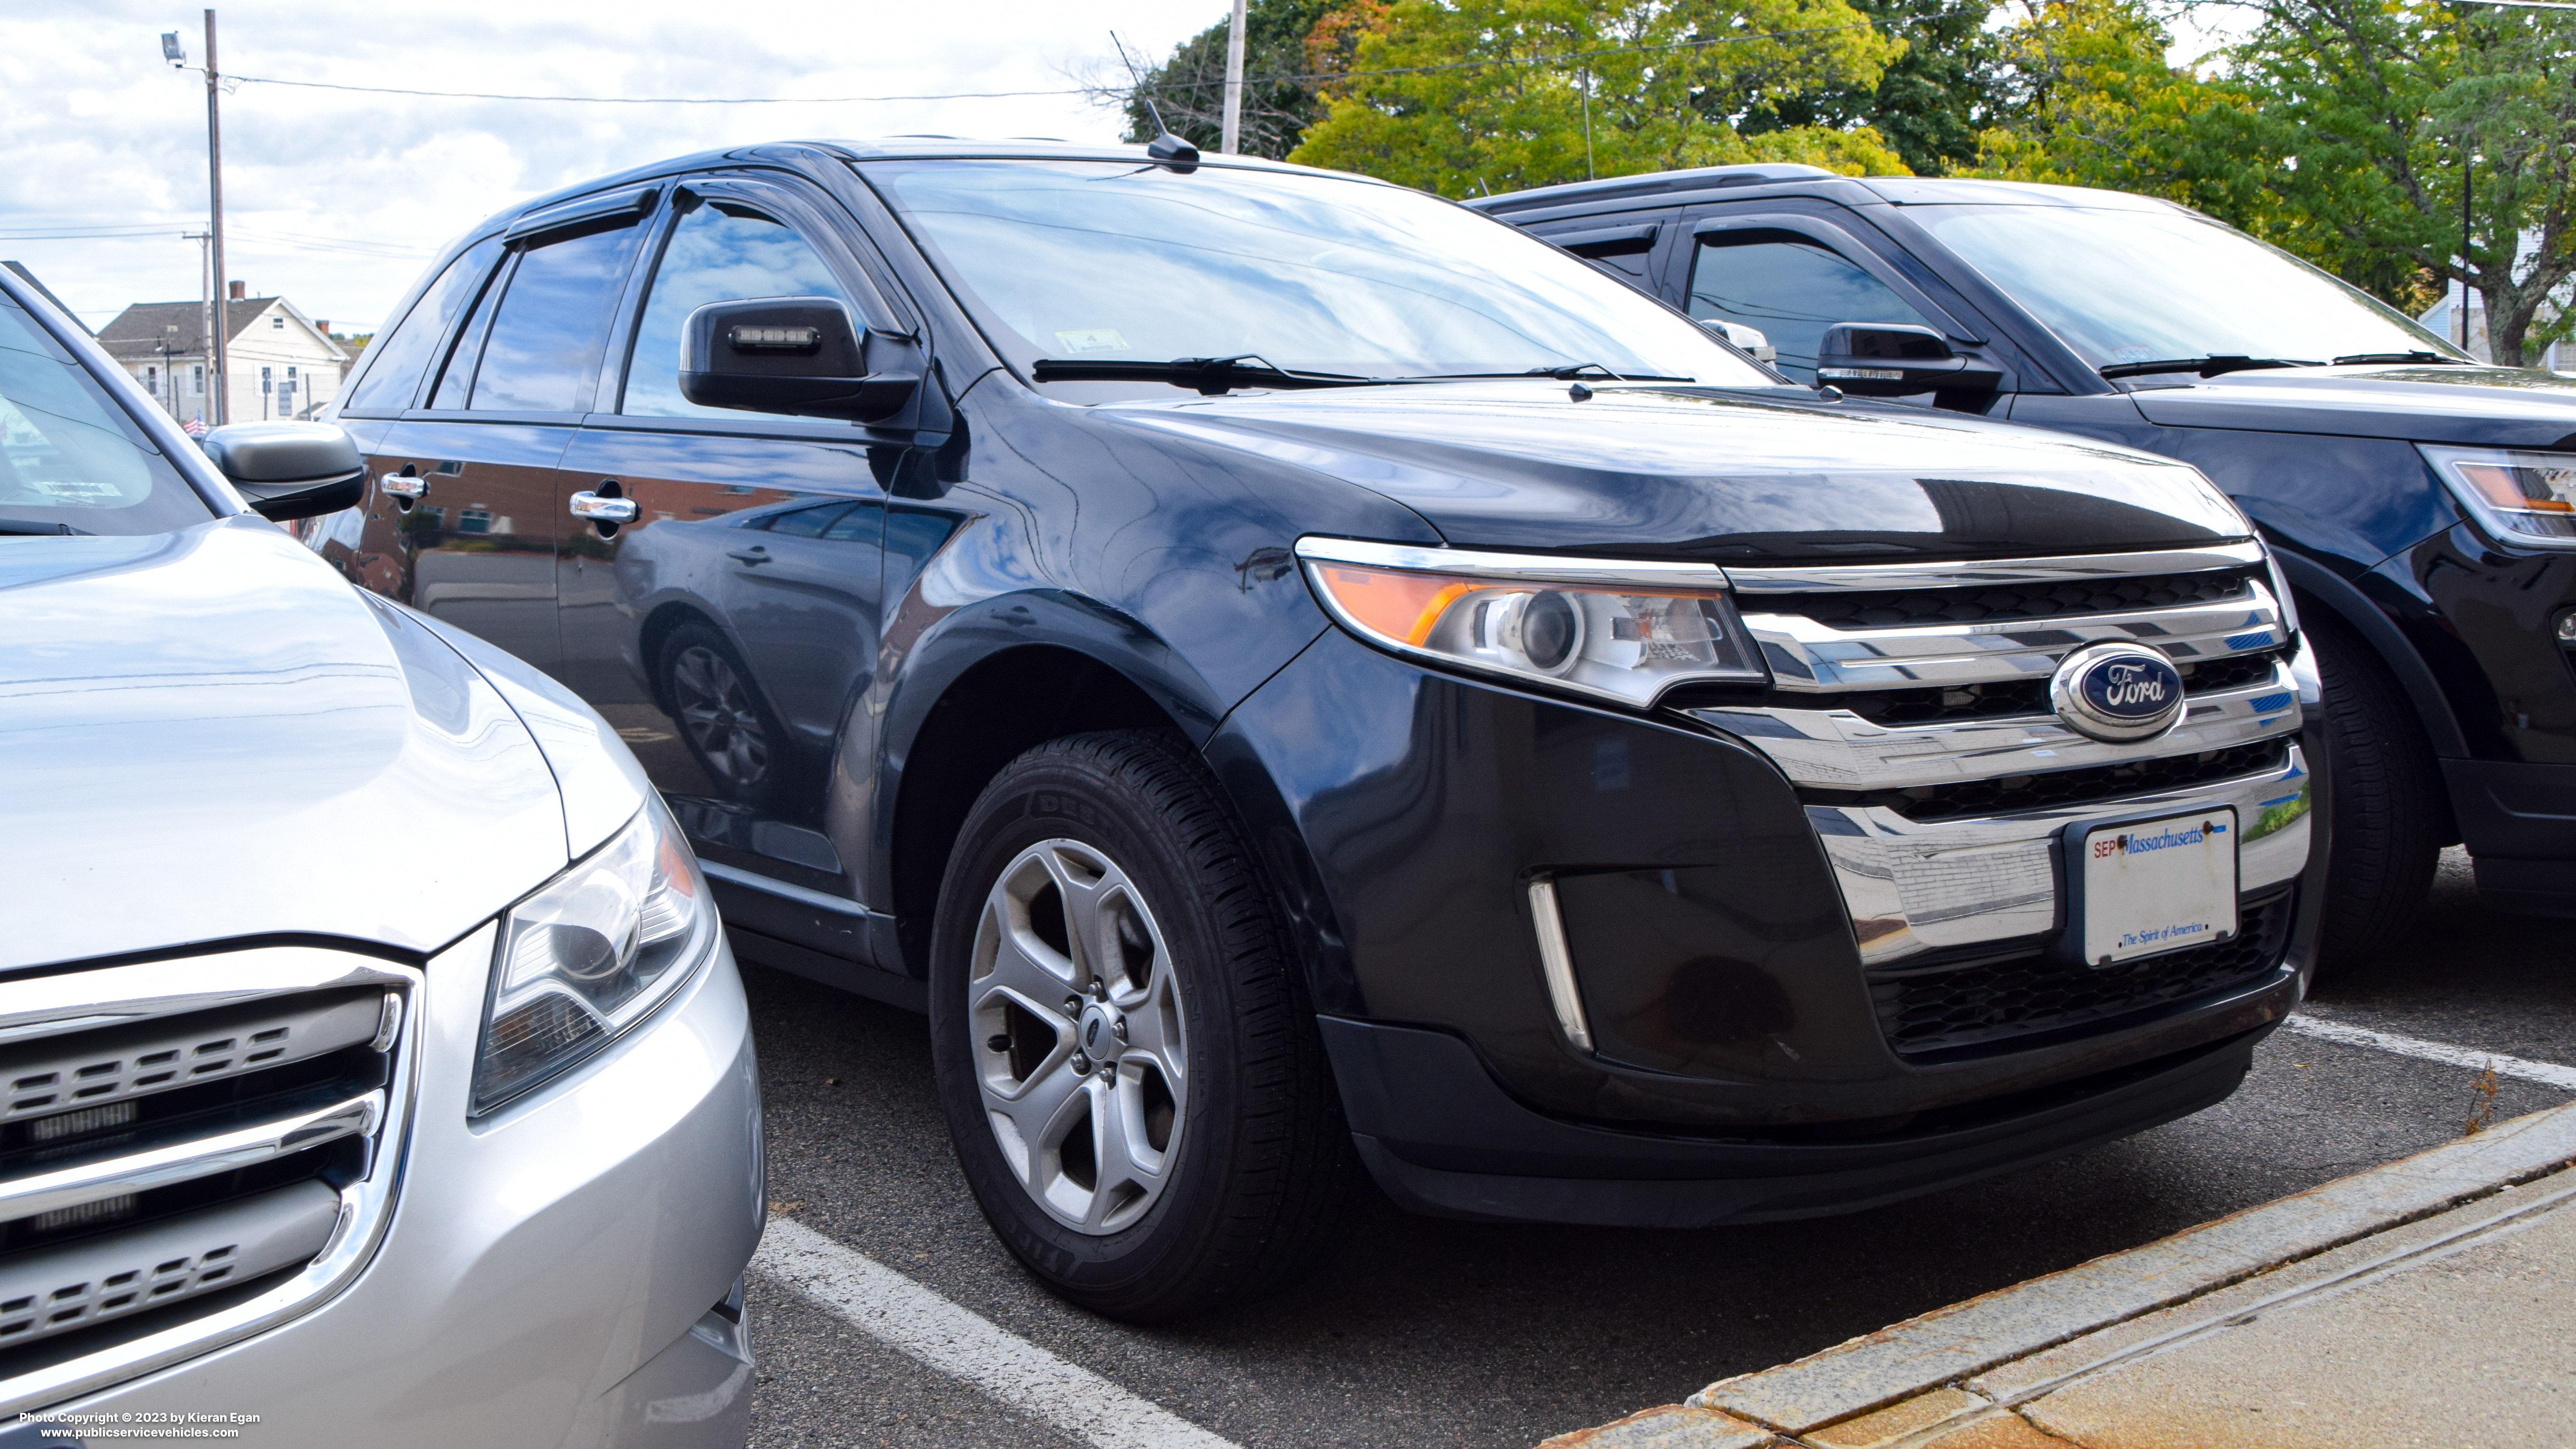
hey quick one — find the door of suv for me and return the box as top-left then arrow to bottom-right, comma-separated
554,175 -> 899,892
341,192 -> 659,671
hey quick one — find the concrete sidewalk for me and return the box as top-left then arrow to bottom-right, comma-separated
1543,1099 -> 2576,1448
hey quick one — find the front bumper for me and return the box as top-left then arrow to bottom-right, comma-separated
1213,626 -> 2318,1223
27,927 -> 764,1449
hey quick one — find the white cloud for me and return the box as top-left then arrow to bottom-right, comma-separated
0,0 -> 1222,331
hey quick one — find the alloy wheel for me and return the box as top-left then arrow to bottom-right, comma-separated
969,838 -> 1187,1235
669,644 -> 771,795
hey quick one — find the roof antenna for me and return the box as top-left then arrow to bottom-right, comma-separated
1111,30 -> 1199,173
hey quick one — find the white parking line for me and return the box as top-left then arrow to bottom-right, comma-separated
753,1217 -> 1244,1449
2284,1014 -> 2576,1090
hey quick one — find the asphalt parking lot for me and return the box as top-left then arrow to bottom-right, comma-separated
740,847 -> 2576,1449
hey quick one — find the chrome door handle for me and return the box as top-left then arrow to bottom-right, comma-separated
378,471 -> 426,499
569,491 -> 640,524
726,547 -> 772,565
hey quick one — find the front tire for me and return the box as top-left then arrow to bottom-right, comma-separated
928,731 -> 1358,1322
2307,612 -> 2443,977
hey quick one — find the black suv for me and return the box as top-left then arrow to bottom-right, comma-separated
1475,165 -> 2576,959
315,141 -> 2320,1319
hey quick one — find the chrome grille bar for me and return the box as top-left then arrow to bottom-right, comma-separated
0,1094 -> 380,1225
1721,540 -> 2268,593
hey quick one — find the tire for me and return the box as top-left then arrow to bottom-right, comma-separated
657,622 -> 786,808
928,730 -> 1360,1323
2307,611 -> 2443,977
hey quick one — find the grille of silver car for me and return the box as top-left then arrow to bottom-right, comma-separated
1676,540 -> 2313,1053
0,948 -> 419,1413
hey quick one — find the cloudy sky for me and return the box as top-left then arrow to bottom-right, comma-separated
1,0 -> 1225,335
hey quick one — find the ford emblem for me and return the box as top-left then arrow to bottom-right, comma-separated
2050,643 -> 2187,742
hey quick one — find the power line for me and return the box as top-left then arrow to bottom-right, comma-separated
202,26 -> 1882,108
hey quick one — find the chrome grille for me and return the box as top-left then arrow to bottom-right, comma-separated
1681,541 -> 2313,984
0,946 -> 422,1413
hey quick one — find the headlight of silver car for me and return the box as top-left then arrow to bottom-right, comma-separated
1295,537 -> 1767,706
473,795 -> 715,1115
2421,443 -> 2576,549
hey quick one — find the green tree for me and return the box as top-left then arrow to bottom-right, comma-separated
2229,0 -> 2576,365
1122,0 -> 1346,159
1743,0 -> 2007,175
1286,0 -> 1911,197
1973,0 -> 2278,230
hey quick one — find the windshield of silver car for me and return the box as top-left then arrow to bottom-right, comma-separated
1914,204 -> 2463,375
862,158 -> 1773,389
0,299 -> 213,537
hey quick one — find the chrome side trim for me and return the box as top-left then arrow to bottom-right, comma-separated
1808,746 -> 2313,966
1689,662 -> 2303,791
1294,535 -> 1731,591
1525,878 -> 1594,1053
0,1095 -> 381,1224
1741,578 -> 2288,694
0,941 -> 434,1419
1722,540 -> 2267,593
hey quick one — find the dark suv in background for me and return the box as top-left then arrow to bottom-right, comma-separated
1476,165 -> 2576,962
312,140 -> 2320,1319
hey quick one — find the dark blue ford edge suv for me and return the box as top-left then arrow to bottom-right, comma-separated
312,140 -> 2323,1319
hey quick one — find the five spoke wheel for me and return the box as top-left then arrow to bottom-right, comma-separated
970,839 -> 1187,1235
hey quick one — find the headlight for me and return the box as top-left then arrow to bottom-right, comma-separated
2421,444 -> 2576,549
1295,537 -> 1767,706
473,795 -> 715,1115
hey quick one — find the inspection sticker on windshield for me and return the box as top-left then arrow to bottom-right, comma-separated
1053,329 -> 1129,354
2078,809 -> 2237,965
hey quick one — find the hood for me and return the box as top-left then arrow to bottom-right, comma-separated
0,515 -> 569,971
1108,382 -> 2247,561
2126,363 -> 2576,446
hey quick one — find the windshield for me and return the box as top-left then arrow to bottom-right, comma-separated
1913,204 -> 2462,372
0,298 -> 213,537
862,158 -> 1771,389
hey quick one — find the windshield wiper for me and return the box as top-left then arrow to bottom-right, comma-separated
0,520 -> 90,537
1391,364 -> 1695,383
2097,355 -> 2318,379
1031,355 -> 1378,395
2331,351 -> 2467,366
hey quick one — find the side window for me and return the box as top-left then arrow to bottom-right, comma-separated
425,257 -> 508,411
623,198 -> 856,419
341,236 -> 503,413
1688,233 -> 1934,383
464,220 -> 649,413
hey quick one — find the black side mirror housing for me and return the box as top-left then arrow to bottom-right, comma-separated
199,422 -> 365,522
678,297 -> 923,424
1815,323 -> 1999,398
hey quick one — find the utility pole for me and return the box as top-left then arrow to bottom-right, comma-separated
1222,0 -> 1246,155
203,9 -> 229,426
185,232 -> 211,425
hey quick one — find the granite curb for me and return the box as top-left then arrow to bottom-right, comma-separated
1534,1097 -> 2576,1448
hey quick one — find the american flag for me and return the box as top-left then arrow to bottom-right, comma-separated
182,417 -> 207,438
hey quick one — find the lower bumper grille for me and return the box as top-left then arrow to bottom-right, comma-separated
1869,888 -> 2297,1060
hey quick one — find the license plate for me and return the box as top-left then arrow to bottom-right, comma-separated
2076,809 -> 2238,966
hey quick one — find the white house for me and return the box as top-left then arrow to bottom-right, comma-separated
96,283 -> 352,427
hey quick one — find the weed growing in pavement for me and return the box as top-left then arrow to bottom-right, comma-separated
2464,1063 -> 2501,1135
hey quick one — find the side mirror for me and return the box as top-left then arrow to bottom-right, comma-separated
1701,318 -> 1777,365
679,297 -> 923,424
199,422 -> 365,522
1815,323 -> 1998,397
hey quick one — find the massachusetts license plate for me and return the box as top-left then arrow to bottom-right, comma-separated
2078,809 -> 2238,965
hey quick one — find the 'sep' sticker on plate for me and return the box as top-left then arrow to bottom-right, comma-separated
2079,809 -> 2238,965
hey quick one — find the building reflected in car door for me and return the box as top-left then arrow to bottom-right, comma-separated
361,213 -> 652,671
